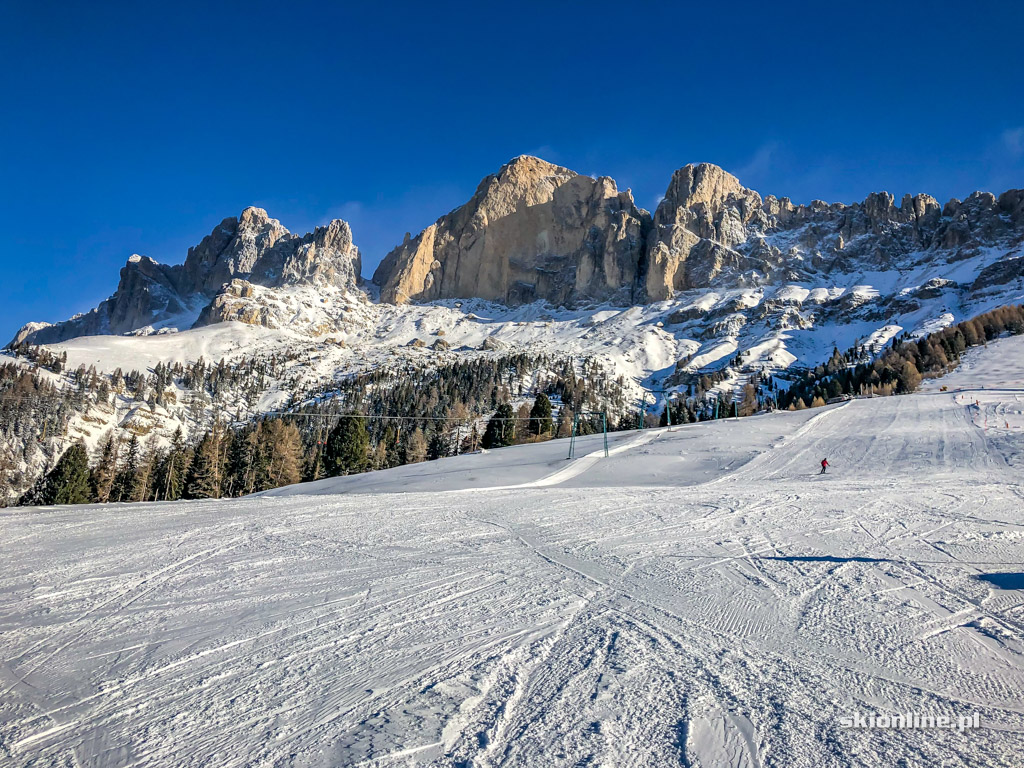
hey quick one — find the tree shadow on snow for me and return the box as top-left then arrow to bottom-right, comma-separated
760,555 -> 892,564
978,572 -> 1024,590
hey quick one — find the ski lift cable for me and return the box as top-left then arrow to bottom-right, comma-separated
265,410 -> 606,422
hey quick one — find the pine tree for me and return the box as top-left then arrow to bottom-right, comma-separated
738,383 -> 759,416
225,423 -> 263,496
513,403 -> 531,443
34,442 -> 92,505
528,394 -> 553,436
482,403 -> 515,448
304,422 -> 328,481
186,425 -> 225,499
111,435 -> 141,502
405,427 -> 428,464
90,432 -> 119,503
132,440 -> 157,501
427,427 -> 449,459
0,448 -> 14,506
897,359 -> 922,393
263,419 -> 302,489
323,415 -> 369,476
154,427 -> 190,501
556,408 -> 573,438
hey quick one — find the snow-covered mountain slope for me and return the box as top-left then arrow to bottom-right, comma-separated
4,157 -> 1023,503
2,246 -> 1017,507
3,336 -> 1024,767
38,249 -> 1024,417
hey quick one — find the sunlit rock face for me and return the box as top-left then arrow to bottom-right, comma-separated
373,155 -> 650,307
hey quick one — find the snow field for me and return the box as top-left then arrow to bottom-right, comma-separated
2,339 -> 1024,765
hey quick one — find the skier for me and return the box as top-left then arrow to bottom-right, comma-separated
820,458 -> 829,474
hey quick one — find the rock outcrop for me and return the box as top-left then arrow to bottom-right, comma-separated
181,208 -> 360,296
641,166 -> 1024,300
10,208 -> 361,346
9,255 -> 198,346
644,164 -> 768,299
9,156 -> 1024,350
372,156 -> 649,307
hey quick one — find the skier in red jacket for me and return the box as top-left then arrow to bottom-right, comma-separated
820,458 -> 829,474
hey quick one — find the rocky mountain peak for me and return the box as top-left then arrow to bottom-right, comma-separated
239,205 -> 273,227
9,157 -> 1024,351
667,164 -> 757,213
372,155 -> 649,306
279,218 -> 360,288
10,208 -> 362,346
644,164 -> 768,298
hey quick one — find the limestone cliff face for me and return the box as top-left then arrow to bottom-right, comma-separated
645,164 -> 768,299
372,156 -> 649,306
373,157 -> 1023,309
10,158 -> 1024,350
10,208 -> 361,346
643,165 -> 1024,301
181,207 -> 361,296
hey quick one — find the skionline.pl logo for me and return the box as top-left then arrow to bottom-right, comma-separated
840,711 -> 981,731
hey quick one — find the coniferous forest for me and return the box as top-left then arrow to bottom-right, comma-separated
3,350 -> 634,506
4,304 -> 1024,507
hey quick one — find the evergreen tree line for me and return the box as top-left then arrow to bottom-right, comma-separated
0,346 -> 341,504
15,350 -> 630,506
778,304 -> 1024,409
20,418 -> 305,506
278,352 -> 632,470
17,303 -> 1022,507
0,362 -> 85,501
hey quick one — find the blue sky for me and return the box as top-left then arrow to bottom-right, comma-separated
2,1 -> 1022,343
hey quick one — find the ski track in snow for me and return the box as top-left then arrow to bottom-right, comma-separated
4,338 -> 1024,766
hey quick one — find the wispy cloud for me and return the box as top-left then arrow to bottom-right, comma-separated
523,145 -> 559,162
975,126 -> 1024,194
1001,127 -> 1024,160
731,142 -> 781,185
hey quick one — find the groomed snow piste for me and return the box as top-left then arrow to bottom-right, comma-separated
2,338 -> 1024,767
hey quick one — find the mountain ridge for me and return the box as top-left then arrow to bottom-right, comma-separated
10,207 -> 361,346
9,155 -> 1024,350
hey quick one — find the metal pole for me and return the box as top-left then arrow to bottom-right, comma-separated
568,411 -> 578,459
602,412 -> 609,457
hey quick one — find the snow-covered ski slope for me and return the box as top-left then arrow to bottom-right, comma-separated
3,339 -> 1024,767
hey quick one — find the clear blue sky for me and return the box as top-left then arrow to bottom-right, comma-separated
2,1 -> 1022,342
